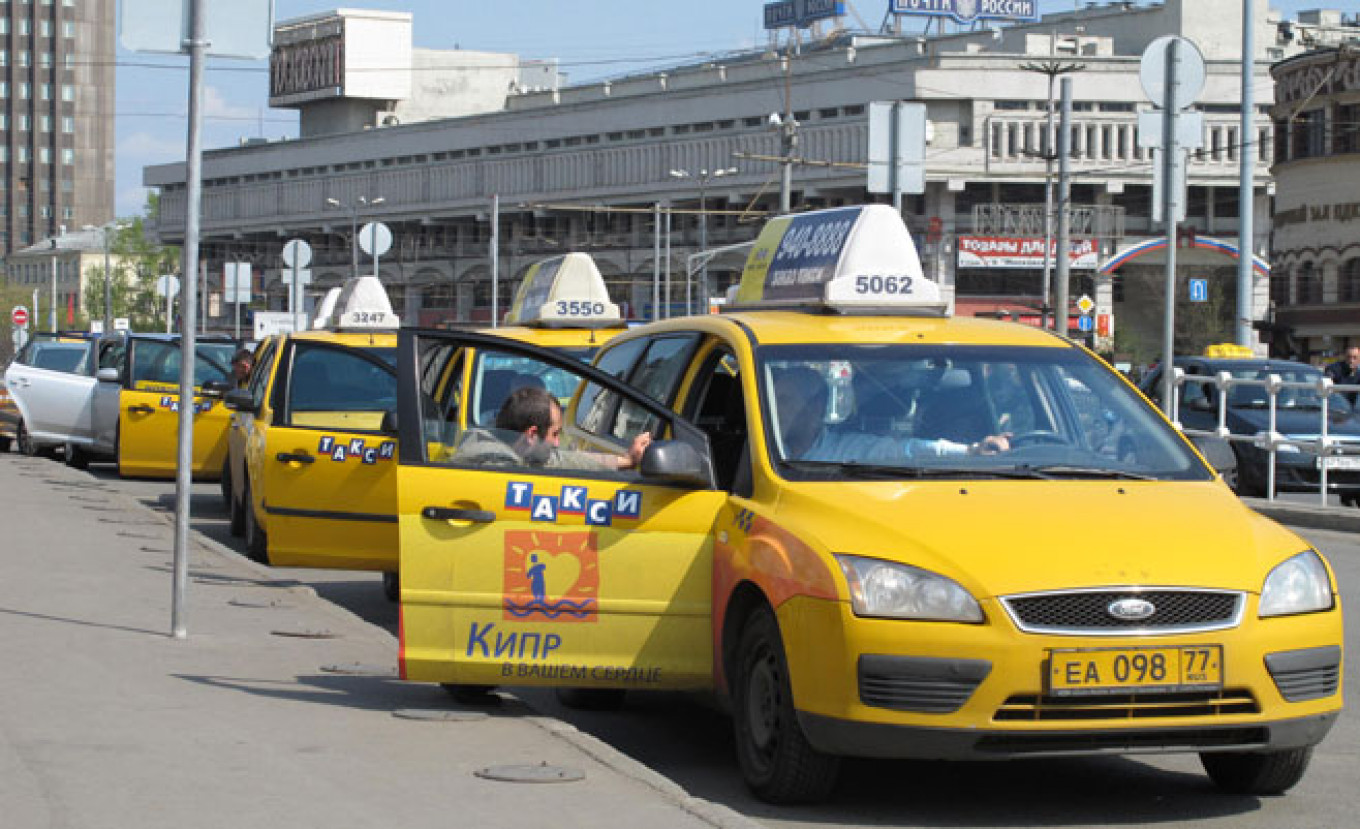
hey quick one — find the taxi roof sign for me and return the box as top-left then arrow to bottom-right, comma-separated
1204,343 -> 1253,358
321,276 -> 399,331
311,287 -> 342,330
504,252 -> 623,329
731,204 -> 943,314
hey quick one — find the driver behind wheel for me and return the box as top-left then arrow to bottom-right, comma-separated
769,365 -> 1009,463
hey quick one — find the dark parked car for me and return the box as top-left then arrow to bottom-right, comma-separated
1142,357 -> 1360,501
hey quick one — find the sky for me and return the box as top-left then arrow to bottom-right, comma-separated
114,0 -> 1331,216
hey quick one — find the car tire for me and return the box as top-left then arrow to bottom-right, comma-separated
1201,747 -> 1313,795
17,420 -> 35,456
382,571 -> 400,603
0,436 -> 11,453
732,606 -> 840,804
554,687 -> 627,711
440,684 -> 501,706
64,442 -> 90,470
243,482 -> 269,564
228,487 -> 246,537
219,458 -> 232,509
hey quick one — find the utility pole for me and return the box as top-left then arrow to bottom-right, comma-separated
1236,0 -> 1255,348
1021,40 -> 1084,331
490,194 -> 500,328
1055,78 -> 1074,337
776,52 -> 798,213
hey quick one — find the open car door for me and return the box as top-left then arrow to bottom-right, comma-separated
395,329 -> 725,692
259,339 -> 399,570
117,338 -> 236,478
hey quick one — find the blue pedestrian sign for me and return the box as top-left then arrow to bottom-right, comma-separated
1077,314 -> 1094,333
1189,278 -> 1208,303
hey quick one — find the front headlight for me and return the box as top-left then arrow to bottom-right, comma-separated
835,555 -> 983,622
1260,551 -> 1334,618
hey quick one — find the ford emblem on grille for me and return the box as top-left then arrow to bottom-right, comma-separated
1107,598 -> 1156,621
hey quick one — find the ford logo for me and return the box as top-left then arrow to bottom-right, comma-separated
1108,598 -> 1156,621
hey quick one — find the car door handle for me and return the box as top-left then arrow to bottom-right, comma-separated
275,452 -> 316,464
127,405 -> 155,415
421,506 -> 495,523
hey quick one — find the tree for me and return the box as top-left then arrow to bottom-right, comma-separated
82,193 -> 181,332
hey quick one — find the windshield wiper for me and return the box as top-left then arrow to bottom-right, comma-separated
1018,464 -> 1157,481
780,460 -> 1052,480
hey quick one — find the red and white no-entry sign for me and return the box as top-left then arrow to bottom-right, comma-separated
11,306 -> 29,327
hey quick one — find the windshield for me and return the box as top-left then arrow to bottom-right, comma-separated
130,340 -> 236,389
760,345 -> 1211,482
1218,366 -> 1350,413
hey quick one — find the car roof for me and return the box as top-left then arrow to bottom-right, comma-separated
609,310 -> 1074,348
285,330 -> 398,347
1177,357 -> 1320,372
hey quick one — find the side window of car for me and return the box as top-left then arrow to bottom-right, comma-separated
575,338 -> 648,435
99,341 -> 126,377
249,340 -> 277,410
683,348 -> 749,493
609,335 -> 699,441
285,344 -> 396,431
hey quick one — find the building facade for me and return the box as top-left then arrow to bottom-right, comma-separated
143,2 -> 1356,363
1,0 -> 115,255
1268,38 -> 1360,361
4,225 -> 127,328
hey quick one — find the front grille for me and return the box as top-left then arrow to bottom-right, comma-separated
995,689 -> 1259,721
975,727 -> 1270,755
1002,589 -> 1243,635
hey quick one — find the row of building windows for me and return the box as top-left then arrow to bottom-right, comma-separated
0,18 -> 77,37
0,81 -> 76,100
0,146 -> 77,164
0,203 -> 77,218
0,50 -> 78,70
1269,259 -> 1360,304
6,258 -> 81,283
1273,104 -> 1360,163
0,113 -> 76,131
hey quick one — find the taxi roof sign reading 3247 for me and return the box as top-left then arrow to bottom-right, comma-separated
732,204 -> 943,314
323,276 -> 400,331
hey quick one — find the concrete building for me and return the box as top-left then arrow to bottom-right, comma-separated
1267,39 -> 1360,361
1,0 -> 115,256
4,226 -> 128,329
142,2 -> 1357,363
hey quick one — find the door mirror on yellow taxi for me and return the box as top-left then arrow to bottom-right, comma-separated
223,388 -> 258,415
200,380 -> 232,398
96,367 -> 121,384
639,440 -> 713,489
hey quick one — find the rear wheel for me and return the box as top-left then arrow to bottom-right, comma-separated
219,458 -> 232,509
17,421 -> 53,458
228,485 -> 246,537
64,442 -> 90,470
0,436 -> 11,453
1201,748 -> 1313,795
243,482 -> 269,564
732,607 -> 840,804
382,571 -> 400,602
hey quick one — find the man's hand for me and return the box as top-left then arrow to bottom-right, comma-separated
971,433 -> 1011,455
622,432 -> 653,469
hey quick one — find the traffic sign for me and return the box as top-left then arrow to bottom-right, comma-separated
1077,314 -> 1094,333
1189,278 -> 1209,302
282,238 -> 312,269
358,222 -> 392,258
1075,294 -> 1095,315
1139,35 -> 1206,112
11,306 -> 29,327
155,275 -> 181,299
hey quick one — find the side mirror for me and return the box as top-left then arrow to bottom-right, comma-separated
380,409 -> 399,435
1190,435 -> 1237,477
223,388 -> 258,415
200,380 -> 232,399
96,367 -> 121,384
639,440 -> 713,489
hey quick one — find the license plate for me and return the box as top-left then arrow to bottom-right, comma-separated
1048,645 -> 1222,696
1318,456 -> 1360,470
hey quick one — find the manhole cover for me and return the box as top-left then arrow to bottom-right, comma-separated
320,663 -> 396,676
270,628 -> 338,639
475,763 -> 585,784
392,709 -> 488,722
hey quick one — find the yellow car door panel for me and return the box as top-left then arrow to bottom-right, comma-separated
395,330 -> 722,690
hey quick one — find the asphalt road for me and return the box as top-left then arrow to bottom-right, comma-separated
80,461 -> 1359,829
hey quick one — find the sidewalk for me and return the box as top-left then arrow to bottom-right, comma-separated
0,455 -> 756,829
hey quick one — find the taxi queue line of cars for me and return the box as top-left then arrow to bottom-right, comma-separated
1,207 -> 1346,805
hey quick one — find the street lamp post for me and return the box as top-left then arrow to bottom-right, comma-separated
325,195 -> 385,278
86,220 -> 131,332
670,167 -> 738,313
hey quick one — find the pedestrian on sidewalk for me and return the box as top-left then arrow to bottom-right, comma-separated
1325,346 -> 1360,406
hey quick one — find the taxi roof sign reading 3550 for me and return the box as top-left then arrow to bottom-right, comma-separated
322,276 -> 400,331
504,252 -> 624,329
731,204 -> 945,314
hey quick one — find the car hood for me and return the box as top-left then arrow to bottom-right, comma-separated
775,480 -> 1306,599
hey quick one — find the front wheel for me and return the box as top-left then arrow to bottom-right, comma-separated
732,607 -> 839,804
219,458 -> 232,509
243,482 -> 269,564
1201,748 -> 1313,795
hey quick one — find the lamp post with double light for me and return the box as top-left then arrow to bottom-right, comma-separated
325,195 -> 385,278
669,167 -> 738,313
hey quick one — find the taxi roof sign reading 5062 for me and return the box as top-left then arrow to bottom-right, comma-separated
504,252 -> 623,329
732,204 -> 943,314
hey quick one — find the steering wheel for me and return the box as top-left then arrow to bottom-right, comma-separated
1008,430 -> 1069,448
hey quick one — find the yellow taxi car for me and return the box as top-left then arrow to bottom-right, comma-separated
391,205 -> 1343,803
225,256 -> 626,598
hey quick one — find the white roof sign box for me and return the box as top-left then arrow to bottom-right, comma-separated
732,205 -> 942,313
324,276 -> 399,330
505,252 -> 623,329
